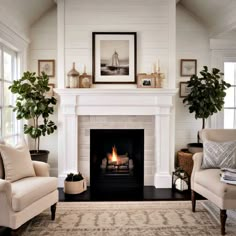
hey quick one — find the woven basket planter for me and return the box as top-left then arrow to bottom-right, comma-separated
177,149 -> 193,177
64,179 -> 87,194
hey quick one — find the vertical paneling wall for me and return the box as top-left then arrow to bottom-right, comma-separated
28,2 -> 212,176
29,7 -> 58,176
64,0 -> 175,87
175,5 -> 210,152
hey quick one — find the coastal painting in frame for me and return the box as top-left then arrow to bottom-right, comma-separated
92,32 -> 137,84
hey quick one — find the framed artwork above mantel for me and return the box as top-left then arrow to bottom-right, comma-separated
92,32 -> 137,84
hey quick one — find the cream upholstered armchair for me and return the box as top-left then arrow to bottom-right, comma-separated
191,129 -> 236,235
0,140 -> 58,231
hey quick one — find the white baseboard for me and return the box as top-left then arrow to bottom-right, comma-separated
154,173 -> 172,188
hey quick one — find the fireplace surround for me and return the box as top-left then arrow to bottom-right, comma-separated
55,88 -> 177,188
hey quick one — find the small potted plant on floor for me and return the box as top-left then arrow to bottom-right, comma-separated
64,173 -> 87,194
183,66 -> 230,152
9,71 -> 57,162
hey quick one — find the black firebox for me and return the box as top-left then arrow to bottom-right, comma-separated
90,129 -> 144,200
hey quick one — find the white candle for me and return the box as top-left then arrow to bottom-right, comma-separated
84,64 -> 86,74
156,59 -> 160,72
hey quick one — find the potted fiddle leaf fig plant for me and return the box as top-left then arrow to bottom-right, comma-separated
64,173 -> 87,194
183,66 -> 231,152
9,71 -> 57,162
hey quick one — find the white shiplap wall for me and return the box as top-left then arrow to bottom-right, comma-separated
29,7 -> 58,176
175,4 -> 210,152
63,0 -> 175,88
28,1 -> 213,177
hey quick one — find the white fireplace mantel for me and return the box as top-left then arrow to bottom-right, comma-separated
55,88 -> 178,188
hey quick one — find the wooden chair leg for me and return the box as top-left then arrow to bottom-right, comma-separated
220,209 -> 227,235
191,190 -> 196,212
51,203 -> 57,220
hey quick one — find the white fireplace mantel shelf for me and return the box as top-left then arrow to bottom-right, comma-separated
54,88 -> 178,116
54,88 -> 178,95
55,87 -> 178,188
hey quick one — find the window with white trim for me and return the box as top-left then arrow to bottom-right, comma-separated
224,62 -> 236,128
0,44 -> 20,141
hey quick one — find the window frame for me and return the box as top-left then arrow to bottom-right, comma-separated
0,43 -> 21,140
223,59 -> 236,129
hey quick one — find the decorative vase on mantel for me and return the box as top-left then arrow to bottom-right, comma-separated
67,62 -> 80,88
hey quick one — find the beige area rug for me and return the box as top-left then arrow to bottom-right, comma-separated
18,201 -> 236,236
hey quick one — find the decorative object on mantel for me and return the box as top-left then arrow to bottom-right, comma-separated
180,59 -> 197,77
38,59 -> 55,77
183,66 -> 231,146
92,32 -> 137,84
79,65 -> 92,88
152,59 -> 165,88
172,167 -> 190,192
67,62 -> 80,88
137,73 -> 155,88
64,172 -> 87,194
9,71 -> 57,163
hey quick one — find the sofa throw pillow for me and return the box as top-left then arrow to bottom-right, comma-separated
201,140 -> 236,169
0,140 -> 35,182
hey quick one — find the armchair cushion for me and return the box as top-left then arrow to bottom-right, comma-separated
0,141 -> 35,182
201,140 -> 236,169
195,169 -> 236,199
11,176 -> 57,211
33,161 -> 50,177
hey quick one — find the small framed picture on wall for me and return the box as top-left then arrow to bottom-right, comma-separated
38,60 -> 55,77
179,82 -> 191,98
45,83 -> 55,97
180,59 -> 197,77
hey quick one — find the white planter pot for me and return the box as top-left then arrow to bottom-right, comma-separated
64,179 -> 87,194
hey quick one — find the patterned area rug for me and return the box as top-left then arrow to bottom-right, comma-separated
18,201 -> 236,236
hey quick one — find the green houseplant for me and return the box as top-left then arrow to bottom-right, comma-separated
183,66 -> 230,148
64,173 -> 87,194
9,71 -> 57,162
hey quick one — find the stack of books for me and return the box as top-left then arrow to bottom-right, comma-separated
221,168 -> 236,185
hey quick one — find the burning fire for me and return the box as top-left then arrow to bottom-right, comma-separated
111,146 -> 118,162
107,146 -> 119,164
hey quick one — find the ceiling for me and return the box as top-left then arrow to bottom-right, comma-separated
179,0 -> 236,37
0,0 -> 235,39
0,0 -> 55,38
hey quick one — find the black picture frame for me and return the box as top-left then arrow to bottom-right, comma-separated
92,32 -> 137,84
179,82 -> 191,98
180,59 -> 197,77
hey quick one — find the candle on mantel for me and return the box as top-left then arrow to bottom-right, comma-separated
84,64 -> 86,74
156,59 -> 160,73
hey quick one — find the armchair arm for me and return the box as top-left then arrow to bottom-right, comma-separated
0,179 -> 12,206
191,152 -> 203,188
32,161 -> 50,177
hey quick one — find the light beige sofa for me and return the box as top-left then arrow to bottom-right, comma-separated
191,129 -> 236,235
0,155 -> 58,230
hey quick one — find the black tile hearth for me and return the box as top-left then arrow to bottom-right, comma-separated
59,187 -> 205,202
